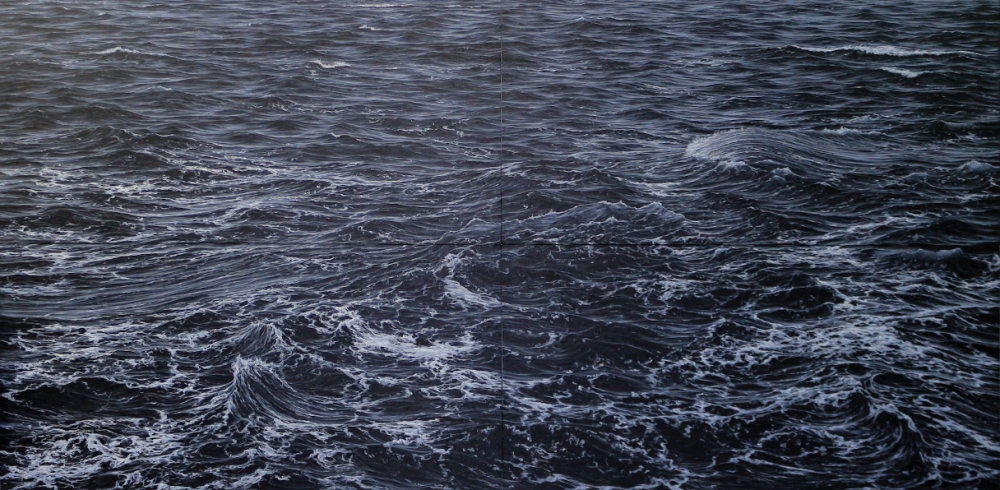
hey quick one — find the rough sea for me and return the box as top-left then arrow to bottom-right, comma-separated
1,1 -> 998,488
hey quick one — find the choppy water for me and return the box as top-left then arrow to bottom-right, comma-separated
1,1 -> 998,489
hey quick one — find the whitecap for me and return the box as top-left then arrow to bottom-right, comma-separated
443,278 -> 501,309
94,46 -> 170,57
880,67 -> 922,78
793,44 -> 975,57
96,46 -> 139,55
308,59 -> 350,69
317,305 -> 483,361
357,329 -> 482,361
636,202 -> 685,222
771,167 -> 794,177
684,129 -> 751,170
684,130 -> 733,160
439,251 -> 500,309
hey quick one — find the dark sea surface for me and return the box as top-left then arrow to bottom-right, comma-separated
1,1 -> 998,488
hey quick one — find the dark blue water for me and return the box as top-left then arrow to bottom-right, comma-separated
1,1 -> 997,488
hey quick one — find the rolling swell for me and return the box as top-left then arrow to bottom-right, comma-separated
1,0 -> 998,489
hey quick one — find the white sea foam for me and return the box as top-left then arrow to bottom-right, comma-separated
313,447 -> 351,463
771,167 -> 794,178
444,278 -> 501,309
375,419 -> 446,452
440,251 -> 500,309
0,415 -> 188,489
636,202 -> 685,222
311,307 -> 494,411
525,472 -> 689,490
818,126 -> 881,135
308,59 -> 350,69
794,44 -> 974,57
655,277 -> 701,302
684,129 -> 739,159
880,66 -> 922,78
314,305 -> 483,361
0,279 -> 70,298
96,46 -> 140,55
684,129 -> 751,170
94,46 -> 170,57
356,327 -> 481,361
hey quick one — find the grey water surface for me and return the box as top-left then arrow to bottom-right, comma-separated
1,1 -> 997,488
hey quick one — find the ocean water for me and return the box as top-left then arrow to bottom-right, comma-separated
0,1 -> 997,488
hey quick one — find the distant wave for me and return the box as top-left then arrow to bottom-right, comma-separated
308,59 -> 350,69
880,67 -> 922,78
683,127 -> 885,180
792,44 -> 976,57
958,160 -> 998,174
94,46 -> 170,57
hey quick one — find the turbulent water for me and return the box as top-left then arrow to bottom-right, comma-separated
1,1 -> 998,488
